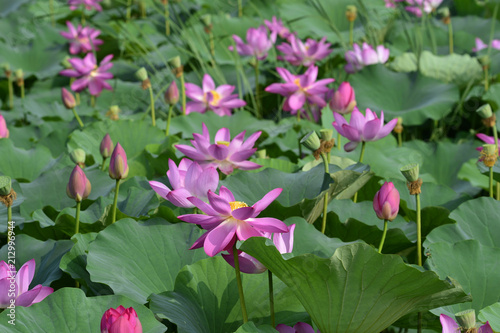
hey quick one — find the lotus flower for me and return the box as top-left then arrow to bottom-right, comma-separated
0,115 -> 9,139
440,314 -> 492,333
329,82 -> 356,115
473,37 -> 500,52
0,259 -> 53,308
101,306 -> 142,333
476,133 -> 500,154
373,182 -> 400,221
404,0 -> 443,16
229,25 -> 273,60
264,16 -> 292,43
276,322 -> 320,333
164,81 -> 179,105
67,165 -> 91,202
100,133 -> 114,159
277,35 -> 333,66
60,21 -> 103,54
68,0 -> 103,11
59,53 -> 113,96
149,158 -> 218,208
109,143 -> 129,180
178,187 -> 288,257
332,107 -> 398,152
184,74 -> 246,116
265,66 -> 334,112
175,123 -> 262,175
345,43 -> 390,73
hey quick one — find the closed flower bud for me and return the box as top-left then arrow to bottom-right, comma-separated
109,143 -> 129,179
100,306 -> 142,333
0,176 -> 11,196
373,182 -> 400,221
70,149 -> 86,166
164,81 -> 179,105
100,133 -> 114,159
0,115 -> 9,139
300,131 -> 321,151
329,82 -> 356,115
62,88 -> 76,109
66,165 -> 91,202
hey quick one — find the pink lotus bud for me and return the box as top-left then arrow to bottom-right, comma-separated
164,81 -> 179,105
373,182 -> 400,221
100,133 -> 114,159
109,143 -> 129,179
61,88 -> 76,109
66,165 -> 91,202
100,306 -> 143,333
329,82 -> 356,115
0,115 -> 9,138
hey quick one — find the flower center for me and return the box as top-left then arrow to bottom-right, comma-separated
216,141 -> 230,146
89,65 -> 99,78
208,90 -> 221,106
293,78 -> 302,88
229,201 -> 248,211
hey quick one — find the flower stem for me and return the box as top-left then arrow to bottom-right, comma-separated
164,1 -> 170,36
140,0 -> 146,18
20,84 -> 25,100
489,167 -> 494,198
101,158 -> 107,171
349,20 -> 354,46
75,201 -> 81,235
233,243 -> 248,323
448,21 -> 454,54
72,108 -> 84,128
7,205 -> 12,244
166,104 -> 174,136
378,220 -> 388,253
7,76 -> 13,110
238,0 -> 242,17
353,141 -> 366,203
397,131 -> 402,147
337,132 -> 341,150
416,193 -> 422,266
320,152 -> 329,234
496,182 -> 500,201
148,85 -> 156,127
180,73 -> 186,116
268,270 -> 275,328
111,179 -> 120,224
254,59 -> 261,119
485,65 -> 489,92
90,95 -> 95,108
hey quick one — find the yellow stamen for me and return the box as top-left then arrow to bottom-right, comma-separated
293,78 -> 302,88
208,90 -> 221,106
216,141 -> 230,146
229,201 -> 248,210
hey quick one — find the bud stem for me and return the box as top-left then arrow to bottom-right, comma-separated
337,133 -> 341,151
166,105 -> 174,136
233,243 -> 248,323
254,59 -> 261,119
148,85 -> 156,127
397,131 -> 402,148
349,20 -> 354,47
448,21 -> 454,54
320,152 -> 329,234
180,73 -> 186,116
111,179 -> 120,224
7,205 -> 12,244
72,108 -> 84,128
378,220 -> 389,253
416,193 -> 422,266
101,157 -> 107,171
75,201 -> 81,235
268,270 -> 275,328
489,167 -> 494,198
238,0 -> 242,17
7,76 -> 13,110
353,141 -> 366,203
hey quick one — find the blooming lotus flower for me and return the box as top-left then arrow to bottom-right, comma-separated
178,186 -> 288,257
68,0 -> 103,11
345,43 -> 390,73
473,37 -> 500,52
373,182 -> 400,221
67,165 -> 91,202
265,66 -> 334,111
60,21 -> 103,54
59,53 -> 113,96
175,123 -> 262,175
277,35 -> 333,66
440,314 -> 493,333
184,74 -> 246,116
276,322 -> 320,333
100,133 -> 114,159
332,107 -> 398,152
329,82 -> 356,115
0,259 -> 53,308
264,16 -> 292,43
109,143 -> 129,180
149,159 -> 218,208
404,0 -> 443,16
0,114 -> 9,139
228,25 -> 273,60
101,306 -> 142,333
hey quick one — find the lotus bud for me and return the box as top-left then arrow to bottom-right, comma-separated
109,143 -> 129,179
70,149 -> 86,167
106,105 -> 120,120
455,310 -> 476,331
0,115 -> 9,139
15,69 -> 23,87
168,56 -> 181,69
255,149 -> 266,159
346,5 -> 357,22
100,133 -> 114,159
394,117 -> 403,134
1,63 -> 11,77
300,131 -> 321,151
329,82 -> 356,115
373,182 -> 400,221
400,163 -> 419,182
66,165 -> 91,202
62,88 -> 76,109
164,81 -> 179,105
320,129 -> 333,141
100,306 -> 142,333
0,176 -> 12,196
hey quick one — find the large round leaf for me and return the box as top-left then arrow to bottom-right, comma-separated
479,302 -> 500,332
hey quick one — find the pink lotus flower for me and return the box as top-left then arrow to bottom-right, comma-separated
405,0 -> 442,16
184,74 -> 246,116
329,82 -> 356,115
175,123 -> 262,175
264,16 -> 292,43
68,0 -> 103,11
60,53 -> 113,96
265,66 -> 334,112
109,143 -> 129,180
0,259 -> 53,308
373,182 -> 400,221
276,322 -> 320,333
345,43 -> 390,73
473,37 -> 500,52
60,21 -> 103,55
149,158 -> 218,208
164,81 -> 179,105
101,306 -> 142,333
100,133 -> 114,159
178,187 -> 288,257
332,107 -> 398,152
67,165 -> 91,202
440,314 -> 492,333
384,0 -> 405,8
475,133 -> 500,154
229,26 -> 273,60
0,115 -> 9,139
277,35 -> 333,66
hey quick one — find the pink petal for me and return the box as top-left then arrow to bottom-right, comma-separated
16,259 -> 35,294
204,222 -> 236,257
215,128 -> 231,143
288,91 -> 306,111
245,217 -> 288,233
344,141 -> 359,152
207,191 -> 231,215
440,314 -> 459,333
362,118 -> 382,141
232,207 -> 255,220
236,221 -> 263,240
149,181 -> 171,198
202,74 -> 215,92
208,144 -> 229,161
251,188 -> 282,216
219,186 -> 236,203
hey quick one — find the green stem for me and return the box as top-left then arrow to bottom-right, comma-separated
126,0 -> 132,22
485,66 -> 489,92
496,182 -> 499,201
487,4 -> 499,59
238,0 -> 242,17
140,0 -> 146,18
254,59 -> 261,119
111,179 -> 120,224
90,95 -> 95,108
166,105 -> 174,136
233,243 -> 248,323
493,125 -> 499,150
378,220 -> 388,253
72,108 -> 84,128
180,73 -> 186,116
148,85 -> 156,127
164,2 -> 170,36
7,205 -> 12,244
81,10 -> 85,25
337,132 -> 341,150
490,167 -> 494,198
448,21 -> 453,54
353,141 -> 366,203
268,270 -> 275,328
349,20 -> 354,46
416,193 -> 422,266
209,32 -> 215,58
7,77 -> 13,110
101,158 -> 107,171
20,84 -> 24,100
320,153 -> 329,234
75,201 -> 81,235
397,132 -> 402,147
